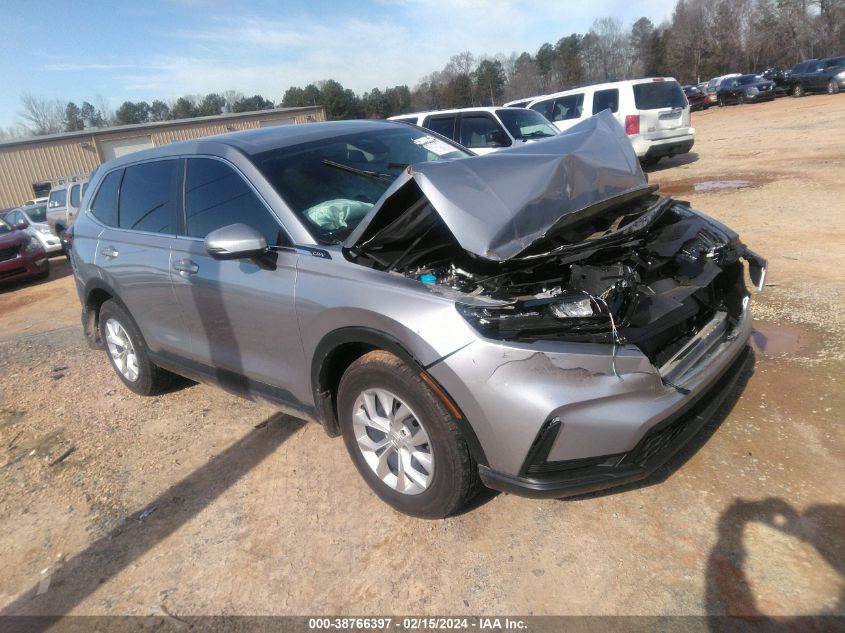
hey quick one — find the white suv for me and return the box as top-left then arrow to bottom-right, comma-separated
389,107 -> 558,155
46,176 -> 88,240
525,78 -> 695,164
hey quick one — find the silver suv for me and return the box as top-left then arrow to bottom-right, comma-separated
69,115 -> 766,518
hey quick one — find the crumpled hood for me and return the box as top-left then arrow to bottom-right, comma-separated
345,110 -> 650,261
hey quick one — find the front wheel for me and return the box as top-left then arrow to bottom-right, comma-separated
828,80 -> 839,95
793,83 -> 804,97
337,350 -> 480,518
99,300 -> 175,396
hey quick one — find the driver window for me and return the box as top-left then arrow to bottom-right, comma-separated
185,158 -> 283,246
459,115 -> 509,148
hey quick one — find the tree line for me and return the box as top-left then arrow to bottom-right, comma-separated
3,0 -> 842,140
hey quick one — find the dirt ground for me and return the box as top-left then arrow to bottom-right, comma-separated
1,95 -> 843,619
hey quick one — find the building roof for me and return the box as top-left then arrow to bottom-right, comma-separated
0,106 -> 322,149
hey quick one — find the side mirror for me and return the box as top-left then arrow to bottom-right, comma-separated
485,129 -> 508,147
205,223 -> 268,260
14,220 -> 29,230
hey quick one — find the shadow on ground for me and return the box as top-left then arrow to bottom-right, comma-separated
705,498 -> 844,630
1,414 -> 306,624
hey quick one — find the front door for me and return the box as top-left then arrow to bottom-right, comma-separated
169,157 -> 310,411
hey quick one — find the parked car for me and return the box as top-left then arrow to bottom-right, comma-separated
526,78 -> 695,164
683,85 -> 710,111
716,74 -> 776,105
1,204 -> 63,255
46,177 -> 88,241
0,216 -> 49,285
389,107 -> 558,154
705,74 -> 742,104
69,115 -> 765,518
759,67 -> 791,95
788,56 -> 845,96
22,196 -> 48,206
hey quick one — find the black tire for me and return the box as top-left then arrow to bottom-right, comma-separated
793,83 -> 804,97
737,93 -> 745,105
98,300 -> 175,396
337,350 -> 480,519
828,80 -> 839,95
718,95 -> 725,107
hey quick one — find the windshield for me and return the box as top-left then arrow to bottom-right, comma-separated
496,109 -> 557,140
0,218 -> 11,234
685,86 -> 701,95
633,81 -> 687,109
252,125 -> 469,243
24,204 -> 47,222
48,189 -> 67,208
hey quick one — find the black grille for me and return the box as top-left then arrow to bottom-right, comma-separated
0,246 -> 20,262
633,419 -> 688,465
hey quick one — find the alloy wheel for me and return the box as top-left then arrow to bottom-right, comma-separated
105,318 -> 139,382
352,388 -> 434,495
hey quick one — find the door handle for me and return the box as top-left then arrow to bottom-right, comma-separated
173,259 -> 199,276
101,246 -> 119,258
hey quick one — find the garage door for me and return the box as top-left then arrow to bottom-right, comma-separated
100,135 -> 154,161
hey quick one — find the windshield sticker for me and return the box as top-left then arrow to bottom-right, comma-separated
413,135 -> 456,156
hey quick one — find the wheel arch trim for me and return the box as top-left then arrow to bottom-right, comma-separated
310,326 -> 488,466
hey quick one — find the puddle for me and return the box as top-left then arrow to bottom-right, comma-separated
657,174 -> 772,196
751,322 -> 813,356
694,180 -> 752,192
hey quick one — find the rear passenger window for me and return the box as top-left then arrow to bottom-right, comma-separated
70,184 -> 80,208
552,94 -> 584,121
118,161 -> 177,234
185,158 -> 282,246
529,98 -> 554,120
90,170 -> 122,227
425,116 -> 457,140
592,89 -> 619,114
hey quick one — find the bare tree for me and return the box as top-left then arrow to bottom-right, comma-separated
18,93 -> 65,135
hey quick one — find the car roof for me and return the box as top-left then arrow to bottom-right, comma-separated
98,119 -> 414,168
527,78 -> 679,103
388,106 -> 527,120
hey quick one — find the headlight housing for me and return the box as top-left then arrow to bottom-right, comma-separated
456,291 -> 634,343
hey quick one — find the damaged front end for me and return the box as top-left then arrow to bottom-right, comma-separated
345,111 -> 766,373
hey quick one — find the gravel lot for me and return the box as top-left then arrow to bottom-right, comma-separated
1,95 -> 843,618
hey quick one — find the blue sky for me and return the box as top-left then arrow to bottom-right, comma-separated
0,0 -> 677,128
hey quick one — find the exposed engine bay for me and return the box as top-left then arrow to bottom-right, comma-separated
349,191 -> 766,367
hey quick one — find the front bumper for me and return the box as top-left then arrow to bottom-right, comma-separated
429,300 -> 754,483
0,250 -> 49,284
478,344 -> 753,498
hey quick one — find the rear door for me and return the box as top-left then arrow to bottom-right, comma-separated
169,157 -> 307,407
632,80 -> 690,140
550,93 -> 586,131
93,160 -> 185,357
422,114 -> 458,142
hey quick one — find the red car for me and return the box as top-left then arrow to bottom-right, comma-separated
0,216 -> 49,286
683,85 -> 710,111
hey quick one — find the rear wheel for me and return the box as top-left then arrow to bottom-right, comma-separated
737,93 -> 745,105
337,350 -> 479,518
828,80 -> 839,95
99,300 -> 175,396
793,83 -> 805,97
718,95 -> 725,107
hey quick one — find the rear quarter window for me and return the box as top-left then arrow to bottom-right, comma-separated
90,170 -> 123,227
633,81 -> 687,110
424,116 -> 457,140
529,98 -> 555,121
